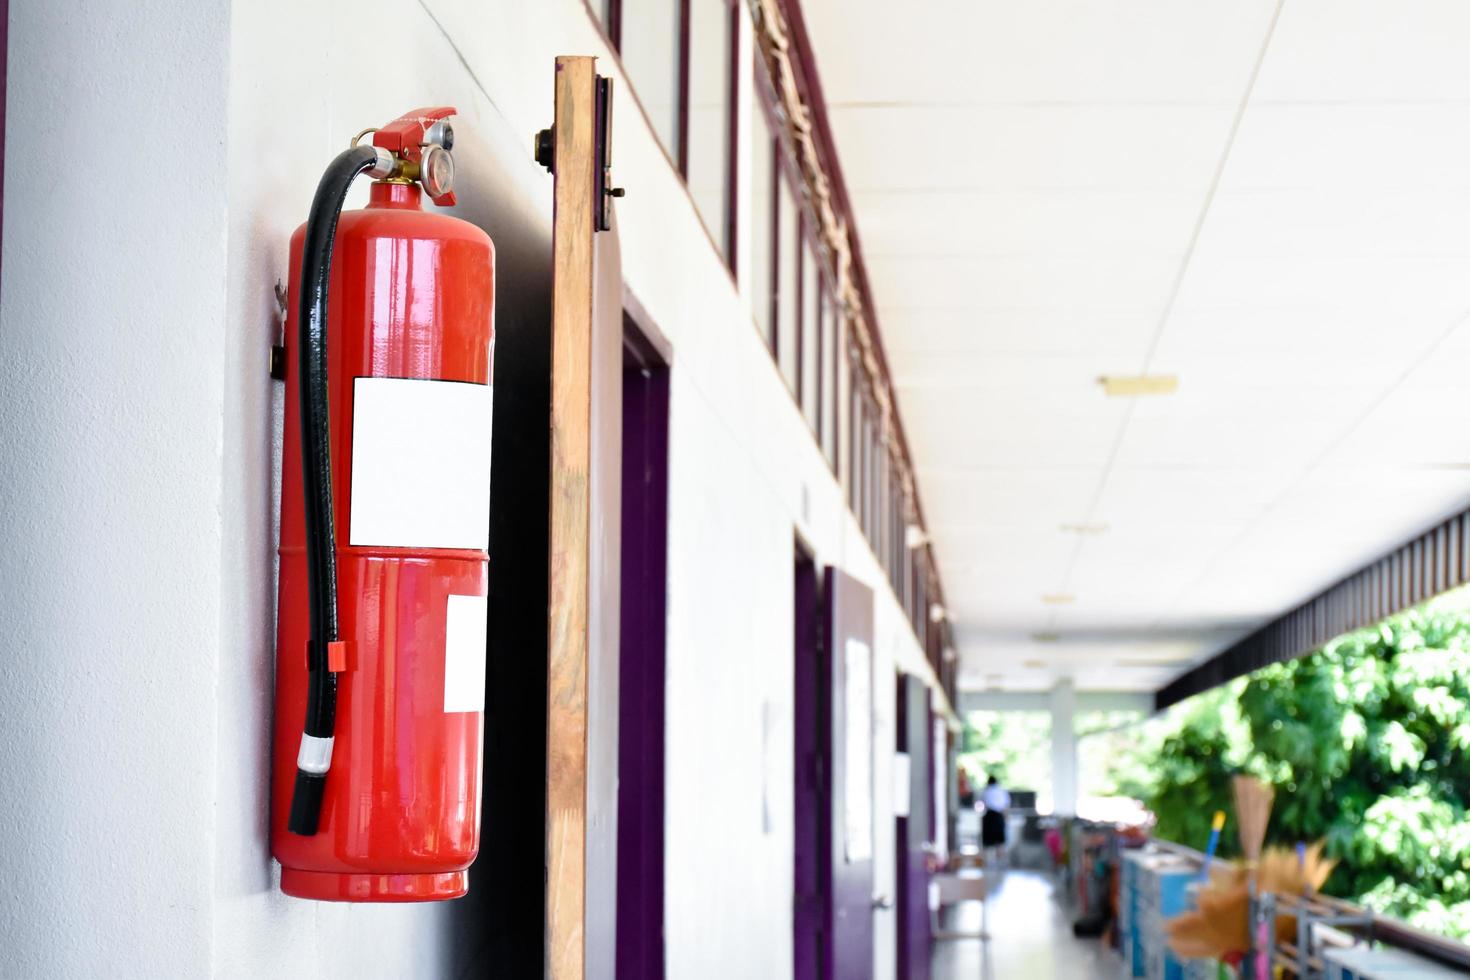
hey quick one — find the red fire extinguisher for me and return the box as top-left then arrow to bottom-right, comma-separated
272,106 -> 494,902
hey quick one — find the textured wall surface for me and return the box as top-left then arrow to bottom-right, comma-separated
0,0 -> 230,975
0,0 -> 937,975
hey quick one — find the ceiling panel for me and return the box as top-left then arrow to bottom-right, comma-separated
1165,467 -> 1470,622
1218,104 -> 1470,191
879,306 -> 1160,357
1111,385 -> 1376,469
897,387 -> 1128,468
868,253 -> 1182,312
1178,188 -> 1470,262
829,104 -> 1236,193
1251,0 -> 1470,102
799,0 -> 1470,694
916,466 -> 1100,528
850,188 -> 1205,260
1322,330 -> 1470,466
891,351 -> 1146,392
1167,253 -> 1470,319
805,0 -> 1280,105
1091,465 -> 1297,526
1157,307 -> 1449,357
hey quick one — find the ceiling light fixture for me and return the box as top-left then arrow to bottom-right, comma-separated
1059,522 -> 1109,535
1116,657 -> 1192,668
1099,374 -> 1179,397
1040,593 -> 1076,605
1030,631 -> 1061,643
929,603 -> 947,623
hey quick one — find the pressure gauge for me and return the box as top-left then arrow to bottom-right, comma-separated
420,145 -> 455,199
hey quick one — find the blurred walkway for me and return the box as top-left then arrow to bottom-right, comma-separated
931,869 -> 1119,979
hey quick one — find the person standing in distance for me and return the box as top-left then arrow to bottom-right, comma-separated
980,775 -> 1011,867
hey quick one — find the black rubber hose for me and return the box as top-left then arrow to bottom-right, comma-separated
288,144 -> 380,837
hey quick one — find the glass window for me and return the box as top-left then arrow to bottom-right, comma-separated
873,448 -> 885,559
899,549 -> 911,625
858,393 -> 864,528
891,493 -> 903,590
620,0 -> 682,161
866,411 -> 878,539
687,0 -> 733,259
914,562 -> 926,635
860,400 -> 872,536
848,384 -> 859,510
777,172 -> 800,394
800,243 -> 820,430
858,400 -> 869,535
749,104 -> 777,350
886,493 -> 897,587
821,288 -> 838,466
846,358 -> 859,510
838,318 -> 850,495
878,452 -> 891,572
903,547 -> 914,623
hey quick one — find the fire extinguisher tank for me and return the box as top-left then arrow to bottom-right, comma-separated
273,179 -> 495,902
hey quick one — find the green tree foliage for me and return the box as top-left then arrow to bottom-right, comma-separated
1145,601 -> 1470,938
1077,710 -> 1154,800
958,710 -> 1051,797
1147,681 -> 1252,857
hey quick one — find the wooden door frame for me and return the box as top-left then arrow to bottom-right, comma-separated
545,54 -> 623,979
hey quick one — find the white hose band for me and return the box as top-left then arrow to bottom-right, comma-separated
296,734 -> 335,775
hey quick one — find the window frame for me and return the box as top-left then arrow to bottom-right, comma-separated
749,93 -> 780,354
593,0 -> 939,652
594,0 -> 740,272
775,162 -> 801,394
794,211 -> 805,411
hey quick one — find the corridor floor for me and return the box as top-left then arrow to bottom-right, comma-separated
930,868 -> 1121,979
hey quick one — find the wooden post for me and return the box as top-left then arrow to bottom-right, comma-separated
545,54 -> 623,980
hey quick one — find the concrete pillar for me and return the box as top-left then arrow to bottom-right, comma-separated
1050,679 -> 1078,816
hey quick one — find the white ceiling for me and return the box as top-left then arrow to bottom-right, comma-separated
802,0 -> 1470,692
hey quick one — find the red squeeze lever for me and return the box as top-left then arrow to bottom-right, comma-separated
374,106 -> 458,207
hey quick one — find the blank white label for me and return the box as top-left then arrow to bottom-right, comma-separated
443,594 -> 487,713
844,638 -> 873,863
349,377 -> 492,549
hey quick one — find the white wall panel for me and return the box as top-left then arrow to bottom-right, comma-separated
0,0 -> 229,975
0,0 -> 939,977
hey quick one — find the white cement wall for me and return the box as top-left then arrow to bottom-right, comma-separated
0,0 -> 942,976
0,0 -> 230,975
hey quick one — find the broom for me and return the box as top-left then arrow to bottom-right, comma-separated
1166,842 -> 1335,962
1166,842 -> 1335,961
1233,776 -> 1275,978
1200,810 -> 1227,882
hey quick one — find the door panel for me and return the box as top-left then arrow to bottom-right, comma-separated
793,551 -> 825,980
826,567 -> 875,980
898,676 -> 932,980
615,332 -> 669,980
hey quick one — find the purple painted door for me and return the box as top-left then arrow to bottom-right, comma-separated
896,675 -> 932,980
825,567 -> 875,980
615,330 -> 670,980
793,550 -> 826,980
